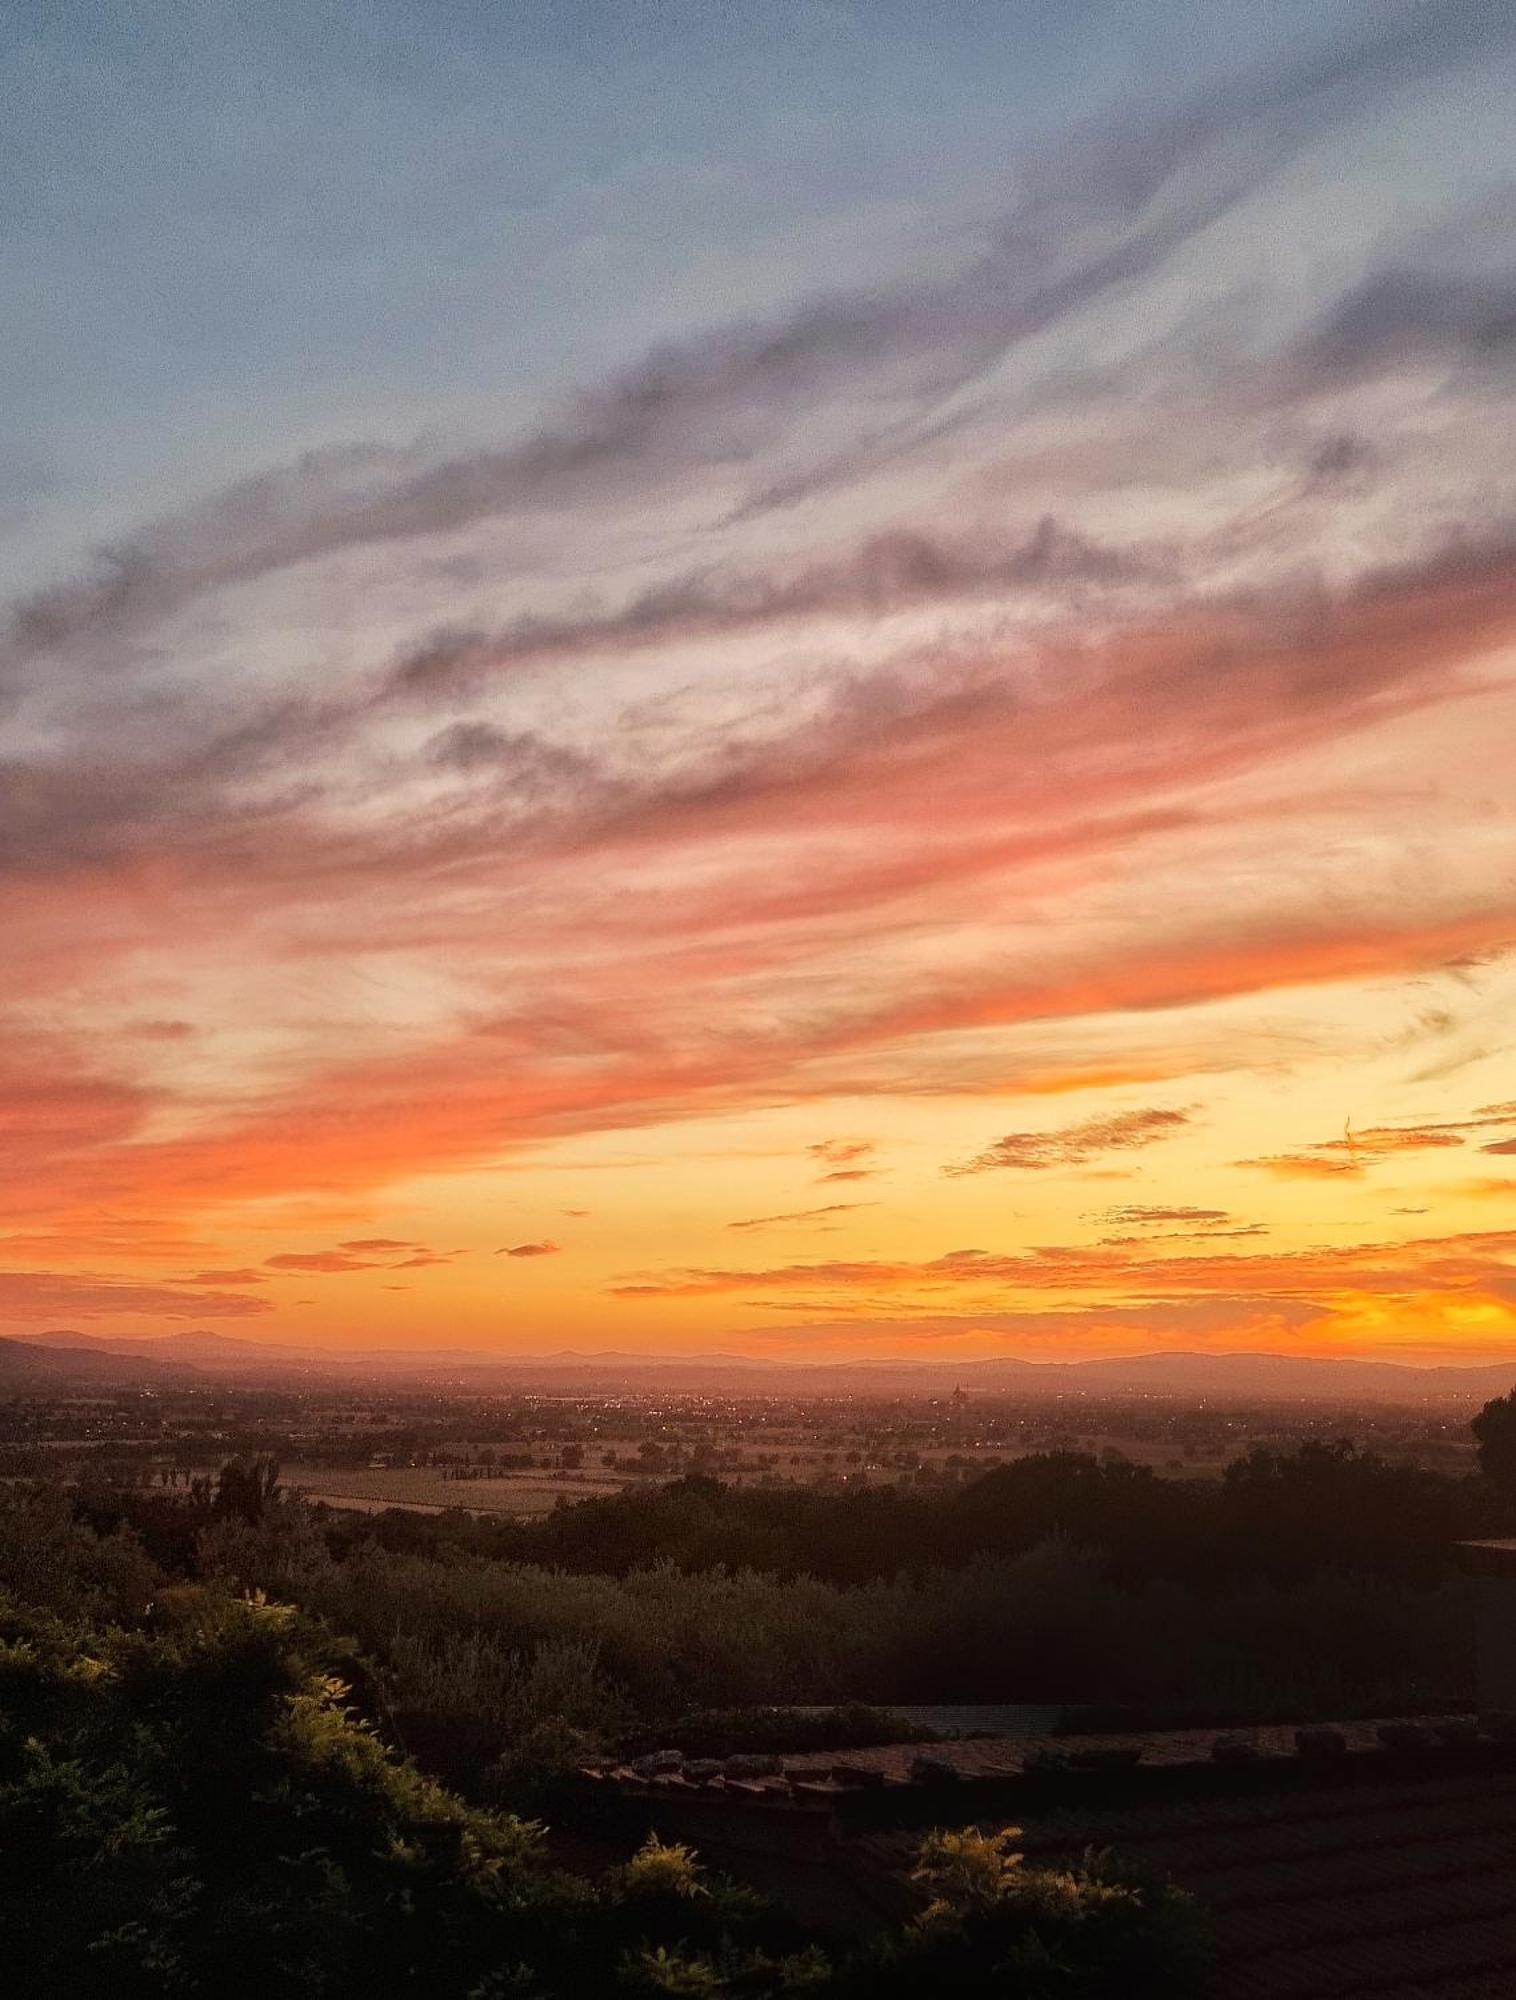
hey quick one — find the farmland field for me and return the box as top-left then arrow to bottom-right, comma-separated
280,1463 -> 630,1516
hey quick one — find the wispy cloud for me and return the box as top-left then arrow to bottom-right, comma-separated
1240,1110 -> 1516,1178
608,1225 -> 1516,1342
10,1 -> 1510,689
0,1270 -> 269,1320
1093,1205 -> 1231,1226
264,1240 -> 453,1275
946,1108 -> 1191,1176
729,1203 -> 873,1232
1238,1153 -> 1366,1181
807,1140 -> 877,1166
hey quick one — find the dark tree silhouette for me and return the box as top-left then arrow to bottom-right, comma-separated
214,1454 -> 281,1525
1473,1390 -> 1516,1503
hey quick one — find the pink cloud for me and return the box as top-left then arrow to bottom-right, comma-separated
0,1270 -> 270,1322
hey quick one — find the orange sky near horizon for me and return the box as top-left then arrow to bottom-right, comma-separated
5,573 -> 1514,1362
5,10 -> 1516,1363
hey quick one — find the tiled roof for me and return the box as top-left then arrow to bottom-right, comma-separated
850,1767 -> 1516,1999
587,1714 -> 1493,1789
575,1723 -> 1516,1996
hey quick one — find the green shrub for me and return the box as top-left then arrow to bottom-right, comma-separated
842,1827 -> 1207,2000
0,1484 -> 157,1624
0,1485 -> 1214,1997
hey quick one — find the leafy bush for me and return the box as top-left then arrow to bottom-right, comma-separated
0,1585 -> 826,1997
229,1530 -> 1467,1757
0,1482 -> 1216,1997
84,1444 -> 1489,1747
841,1826 -> 1207,2000
0,1484 -> 156,1624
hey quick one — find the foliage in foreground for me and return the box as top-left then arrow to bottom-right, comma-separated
2,1418 -> 1496,1991
0,1492 -> 1205,1998
845,1827 -> 1206,2000
0,1580 -> 824,1997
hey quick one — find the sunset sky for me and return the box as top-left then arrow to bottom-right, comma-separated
4,0 -> 1516,1361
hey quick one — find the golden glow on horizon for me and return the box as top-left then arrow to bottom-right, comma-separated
5,950 -> 1513,1361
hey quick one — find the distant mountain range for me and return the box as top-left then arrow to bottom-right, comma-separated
4,1330 -> 1516,1402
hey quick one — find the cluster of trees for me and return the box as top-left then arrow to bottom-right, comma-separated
0,1486 -> 1201,1997
59,1436 -> 1492,1804
296,1438 -> 1495,1588
80,1418 -> 1516,1603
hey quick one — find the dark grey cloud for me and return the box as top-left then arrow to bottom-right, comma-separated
6,518 -> 1516,900
8,1 -> 1507,685
422,721 -> 602,805
1291,269 -> 1516,389
1304,431 -> 1378,488
0,694 -> 331,872
387,516 -> 1168,706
